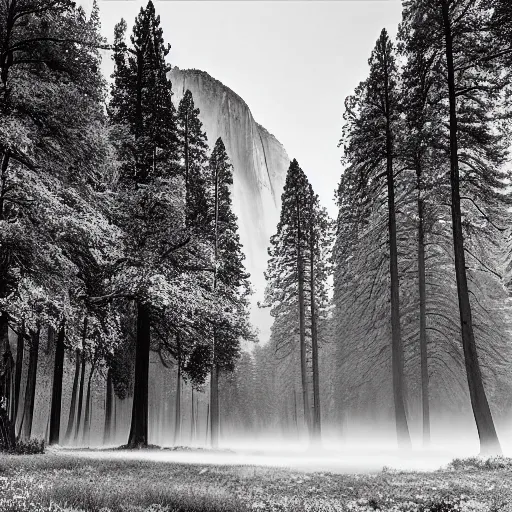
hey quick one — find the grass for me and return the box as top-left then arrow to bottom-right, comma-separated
1,453 -> 512,512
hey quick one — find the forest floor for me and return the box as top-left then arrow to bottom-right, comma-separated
1,450 -> 512,512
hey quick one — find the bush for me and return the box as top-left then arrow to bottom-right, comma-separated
448,456 -> 512,471
9,439 -> 45,455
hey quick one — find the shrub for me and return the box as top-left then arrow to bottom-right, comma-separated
448,456 -> 512,471
9,439 -> 45,455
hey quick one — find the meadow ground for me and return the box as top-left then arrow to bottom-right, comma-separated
1,451 -> 512,512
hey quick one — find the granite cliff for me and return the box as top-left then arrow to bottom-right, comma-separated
169,67 -> 290,341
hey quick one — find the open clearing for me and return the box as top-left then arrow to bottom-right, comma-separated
1,450 -> 512,512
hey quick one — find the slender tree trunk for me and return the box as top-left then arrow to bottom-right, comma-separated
13,320 -> 25,427
82,360 -> 96,446
309,191 -> 321,443
210,359 -> 219,449
416,165 -> 430,446
64,349 -> 81,444
205,402 -> 210,446
441,0 -> 501,455
104,368 -> 113,445
383,50 -> 411,449
21,326 -> 40,441
293,389 -> 299,437
296,193 -> 311,436
49,320 -> 65,445
128,301 -> 150,447
173,338 -> 182,446
210,162 -> 220,450
74,344 -> 86,442
112,392 -> 117,445
0,312 -> 12,411
191,387 -> 195,443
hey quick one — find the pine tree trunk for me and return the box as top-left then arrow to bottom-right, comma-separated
191,387 -> 195,443
173,340 -> 182,446
441,0 -> 501,455
0,405 -> 15,452
82,361 -> 96,446
74,345 -> 86,442
104,368 -> 113,445
64,349 -> 81,444
49,320 -> 65,445
112,392 -> 117,445
210,359 -> 219,449
296,194 -> 311,437
0,312 -> 12,414
205,402 -> 210,446
416,166 -> 430,446
383,51 -> 411,449
13,320 -> 25,427
128,301 -> 150,447
21,327 -> 39,441
210,161 -> 220,450
293,389 -> 299,437
309,195 -> 321,443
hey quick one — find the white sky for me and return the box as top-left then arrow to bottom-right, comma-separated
90,0 -> 404,217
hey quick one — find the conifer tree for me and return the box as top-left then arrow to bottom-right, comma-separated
207,138 -> 252,449
264,159 -> 311,436
397,13 -> 447,446
263,159 -> 331,443
341,29 -> 411,448
177,90 -> 209,228
109,1 -> 183,447
306,184 -> 332,442
171,90 -> 209,444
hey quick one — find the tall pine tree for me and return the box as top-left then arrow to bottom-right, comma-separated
341,29 -> 411,448
108,1 -> 182,447
207,138 -> 252,449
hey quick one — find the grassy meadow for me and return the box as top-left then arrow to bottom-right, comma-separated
1,452 -> 512,512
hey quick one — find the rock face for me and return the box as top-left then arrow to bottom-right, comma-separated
170,67 -> 290,341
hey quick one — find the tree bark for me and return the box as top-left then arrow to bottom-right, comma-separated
127,301 -> 150,447
112,392 -> 117,446
441,0 -> 501,455
21,326 -> 39,441
82,361 -> 96,446
13,320 -> 25,427
293,388 -> 299,437
190,387 -> 195,443
210,161 -> 220,450
0,312 -> 12,411
104,368 -> 113,445
210,359 -> 219,449
49,320 -> 65,445
64,349 -> 81,444
309,191 -> 321,443
416,165 -> 430,446
205,402 -> 210,446
0,406 -> 15,451
173,337 -> 182,446
296,191 -> 311,437
74,345 -> 86,442
383,43 -> 411,449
